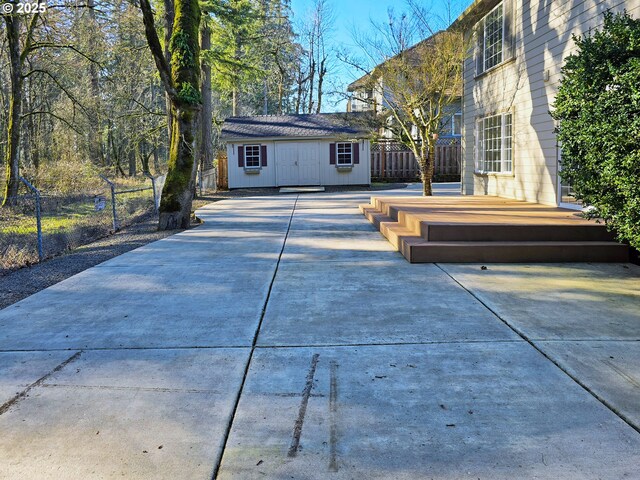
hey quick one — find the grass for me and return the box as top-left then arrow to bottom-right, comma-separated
1,188 -> 155,273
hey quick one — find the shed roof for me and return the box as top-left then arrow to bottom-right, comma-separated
221,113 -> 372,140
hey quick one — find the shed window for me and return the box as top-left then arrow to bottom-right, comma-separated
244,145 -> 261,168
336,142 -> 353,165
476,112 -> 512,174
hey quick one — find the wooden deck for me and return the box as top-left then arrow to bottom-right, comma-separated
360,196 -> 629,263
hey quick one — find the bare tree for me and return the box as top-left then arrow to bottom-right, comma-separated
298,0 -> 334,114
350,6 -> 467,195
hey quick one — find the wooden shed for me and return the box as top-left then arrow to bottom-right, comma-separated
221,113 -> 371,189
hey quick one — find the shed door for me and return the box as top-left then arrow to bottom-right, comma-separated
276,141 -> 320,186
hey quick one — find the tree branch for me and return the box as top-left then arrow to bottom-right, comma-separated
139,0 -> 177,102
22,69 -> 89,115
21,110 -> 83,135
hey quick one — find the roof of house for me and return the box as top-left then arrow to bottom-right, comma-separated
347,31 -> 448,93
451,0 -> 501,29
221,113 -> 373,140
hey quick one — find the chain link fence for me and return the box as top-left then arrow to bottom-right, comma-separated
0,174 -> 165,274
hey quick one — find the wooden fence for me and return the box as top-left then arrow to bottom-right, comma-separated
371,141 -> 461,181
216,153 -> 228,190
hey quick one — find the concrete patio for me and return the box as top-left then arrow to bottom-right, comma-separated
0,184 -> 639,479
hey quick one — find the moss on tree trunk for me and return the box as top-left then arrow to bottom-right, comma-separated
140,0 -> 202,229
2,14 -> 23,207
159,106 -> 199,229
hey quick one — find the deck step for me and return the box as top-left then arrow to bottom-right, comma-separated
402,240 -> 629,263
359,199 -> 630,264
419,223 -> 615,242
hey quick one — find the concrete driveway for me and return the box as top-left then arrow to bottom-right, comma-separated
1,184 -> 639,479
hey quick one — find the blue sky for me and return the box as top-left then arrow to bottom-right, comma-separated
289,0 -> 470,111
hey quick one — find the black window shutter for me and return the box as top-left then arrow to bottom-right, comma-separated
260,145 -> 267,167
503,0 -> 515,61
238,146 -> 244,168
475,21 -> 484,76
352,142 -> 359,164
329,143 -> 336,165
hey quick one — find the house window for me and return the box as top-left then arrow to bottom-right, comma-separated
476,112 -> 512,173
244,145 -> 261,168
336,142 -> 352,165
476,1 -> 513,76
484,4 -> 504,71
453,113 -> 462,136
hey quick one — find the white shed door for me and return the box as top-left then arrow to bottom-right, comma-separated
276,141 -> 320,186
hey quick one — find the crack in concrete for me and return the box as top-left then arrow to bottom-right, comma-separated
40,383 -> 220,394
211,196 -> 299,480
329,360 -> 339,472
0,351 -> 82,416
435,263 -> 640,436
288,353 -> 320,457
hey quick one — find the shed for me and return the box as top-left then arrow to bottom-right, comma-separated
220,113 -> 372,189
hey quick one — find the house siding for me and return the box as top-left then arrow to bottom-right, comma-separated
462,0 -> 640,205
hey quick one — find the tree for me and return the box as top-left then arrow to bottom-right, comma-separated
2,5 -> 40,206
349,7 -> 466,196
140,0 -> 201,229
552,11 -> 640,249
296,0 -> 333,114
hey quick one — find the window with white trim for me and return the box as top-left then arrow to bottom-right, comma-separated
336,142 -> 352,165
484,4 -> 504,71
476,112 -> 512,173
244,145 -> 261,168
475,1 -> 514,76
453,113 -> 462,136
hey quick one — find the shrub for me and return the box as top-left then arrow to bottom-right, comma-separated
552,11 -> 640,249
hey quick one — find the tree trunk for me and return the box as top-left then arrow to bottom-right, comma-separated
232,88 -> 237,116
200,24 -> 213,170
307,59 -> 315,113
86,0 -> 104,166
164,0 -> 174,143
129,147 -> 136,176
315,57 -> 326,114
419,141 -> 435,196
140,0 -> 201,230
153,146 -> 160,173
2,15 -> 23,207
159,106 -> 199,229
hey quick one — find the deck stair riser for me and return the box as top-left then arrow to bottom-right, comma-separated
403,241 -> 629,263
359,196 -> 629,263
421,224 -> 615,242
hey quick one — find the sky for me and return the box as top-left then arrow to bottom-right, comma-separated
288,0 -> 470,111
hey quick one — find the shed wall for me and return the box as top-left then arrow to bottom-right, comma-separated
226,139 -> 371,189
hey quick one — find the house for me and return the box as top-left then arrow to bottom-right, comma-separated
220,114 -> 372,189
454,0 -> 640,208
347,42 -> 463,143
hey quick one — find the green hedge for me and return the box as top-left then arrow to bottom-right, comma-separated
553,11 -> 640,249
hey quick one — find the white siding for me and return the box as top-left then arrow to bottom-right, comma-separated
319,140 -> 371,186
227,142 -> 277,189
462,0 -> 640,205
226,139 -> 370,188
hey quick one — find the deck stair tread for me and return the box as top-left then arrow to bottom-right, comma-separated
359,196 -> 629,263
